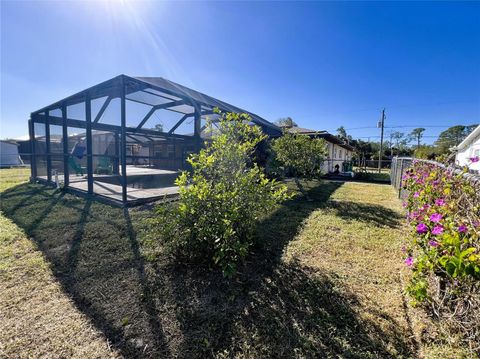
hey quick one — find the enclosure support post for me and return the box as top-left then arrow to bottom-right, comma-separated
45,110 -> 52,182
62,104 -> 69,187
86,93 -> 93,195
114,130 -> 120,175
120,77 -> 127,204
29,118 -> 37,180
193,102 -> 202,152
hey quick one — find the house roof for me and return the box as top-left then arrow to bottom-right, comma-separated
457,125 -> 480,150
284,126 -> 328,135
284,126 -> 355,151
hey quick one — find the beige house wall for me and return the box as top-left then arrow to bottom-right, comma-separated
322,141 -> 353,173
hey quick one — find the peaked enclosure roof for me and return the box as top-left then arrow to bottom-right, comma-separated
32,74 -> 281,137
134,77 -> 280,133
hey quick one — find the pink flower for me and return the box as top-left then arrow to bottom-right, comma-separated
430,213 -> 442,223
404,256 -> 414,267
435,198 -> 445,206
432,225 -> 444,235
458,225 -> 468,233
416,223 -> 428,234
428,240 -> 439,247
413,192 -> 420,198
421,204 -> 431,211
408,211 -> 419,220
470,156 -> 479,163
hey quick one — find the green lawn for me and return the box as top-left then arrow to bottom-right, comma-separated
0,168 -> 467,358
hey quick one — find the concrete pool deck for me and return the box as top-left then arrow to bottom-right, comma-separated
38,165 -> 180,204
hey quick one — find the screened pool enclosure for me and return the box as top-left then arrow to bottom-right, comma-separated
30,75 -> 281,205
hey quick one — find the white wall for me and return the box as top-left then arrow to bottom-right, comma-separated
322,141 -> 353,173
456,135 -> 480,171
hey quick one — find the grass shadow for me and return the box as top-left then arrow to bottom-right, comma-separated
1,180 -> 415,358
327,200 -> 403,228
1,183 -> 171,357
155,180 -> 415,357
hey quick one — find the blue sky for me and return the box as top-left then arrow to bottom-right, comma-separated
1,1 -> 479,143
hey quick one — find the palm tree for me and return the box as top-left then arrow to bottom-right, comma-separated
409,128 -> 425,149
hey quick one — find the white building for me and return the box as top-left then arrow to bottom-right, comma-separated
0,140 -> 24,167
285,127 -> 355,173
455,125 -> 480,172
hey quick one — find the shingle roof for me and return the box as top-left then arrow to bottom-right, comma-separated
285,127 -> 355,151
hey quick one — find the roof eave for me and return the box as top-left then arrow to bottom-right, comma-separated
456,125 -> 480,150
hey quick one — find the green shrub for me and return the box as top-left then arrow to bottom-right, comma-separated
152,112 -> 291,277
354,172 -> 390,182
270,133 -> 327,198
414,145 -> 438,160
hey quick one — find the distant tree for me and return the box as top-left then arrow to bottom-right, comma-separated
275,117 -> 297,128
390,131 -> 405,156
351,139 -> 375,161
408,128 -> 426,149
336,126 -> 352,143
350,137 -> 413,164
337,126 -> 347,138
434,124 -> 478,154
153,123 -> 164,132
271,133 -> 327,200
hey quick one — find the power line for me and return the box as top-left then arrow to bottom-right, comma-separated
355,135 -> 439,139
343,124 -> 477,131
385,124 -> 477,129
312,100 -> 479,117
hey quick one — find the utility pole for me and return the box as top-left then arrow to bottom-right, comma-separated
377,108 -> 385,173
389,132 -> 393,157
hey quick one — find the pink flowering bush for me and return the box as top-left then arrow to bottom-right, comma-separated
402,160 -> 480,346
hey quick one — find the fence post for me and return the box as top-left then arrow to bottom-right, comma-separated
391,157 -> 396,186
398,158 -> 404,198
